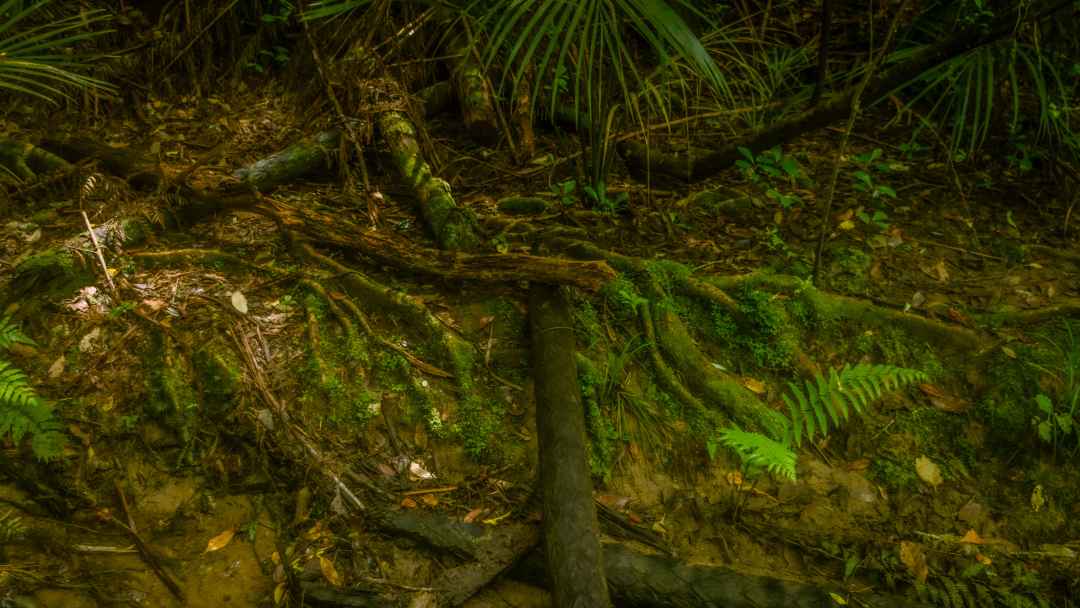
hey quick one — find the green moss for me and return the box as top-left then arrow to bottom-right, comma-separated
870,457 -> 919,491
708,287 -> 797,370
601,276 -> 646,319
451,395 -> 506,459
825,246 -> 872,294
9,248 -> 93,304
573,299 -> 602,349
192,341 -> 242,418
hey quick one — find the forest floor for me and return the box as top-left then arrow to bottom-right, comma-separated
2,80 -> 1080,608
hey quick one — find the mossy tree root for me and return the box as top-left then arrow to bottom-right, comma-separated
297,244 -> 474,387
530,283 -> 611,607
377,89 -> 482,251
708,273 -> 988,354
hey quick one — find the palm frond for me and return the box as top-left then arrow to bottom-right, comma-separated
0,0 -> 116,105
469,0 -> 729,126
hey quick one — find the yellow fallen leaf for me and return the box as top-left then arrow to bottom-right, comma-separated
273,582 -> 286,605
829,592 -> 848,605
204,527 -> 236,553
899,541 -> 929,583
742,377 -> 767,394
915,456 -> 943,488
959,529 -> 984,545
839,219 -> 856,231
320,555 -> 344,587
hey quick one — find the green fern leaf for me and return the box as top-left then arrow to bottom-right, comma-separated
0,508 -> 25,542
0,316 -> 33,350
0,359 -> 64,460
783,363 -> 928,448
717,427 -> 797,481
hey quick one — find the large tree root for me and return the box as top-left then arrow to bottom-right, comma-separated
512,541 -> 930,608
530,284 -> 611,607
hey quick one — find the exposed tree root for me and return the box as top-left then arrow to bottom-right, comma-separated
708,273 -> 988,354
511,541 -> 930,608
376,77 -> 482,250
530,284 -> 611,607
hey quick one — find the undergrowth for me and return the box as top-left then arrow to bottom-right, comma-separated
714,363 -> 928,481
0,316 -> 64,460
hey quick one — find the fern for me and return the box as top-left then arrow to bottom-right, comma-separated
0,317 -> 63,460
0,315 -> 32,349
717,428 -> 798,481
0,508 -> 26,542
716,363 -> 928,481
782,364 -> 928,448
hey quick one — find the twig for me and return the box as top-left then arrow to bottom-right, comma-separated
80,211 -> 116,293
112,482 -> 185,601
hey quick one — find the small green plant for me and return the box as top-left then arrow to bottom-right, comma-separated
1032,393 -> 1072,451
849,148 -> 897,231
247,46 -> 290,73
735,146 -> 804,209
1006,141 -> 1038,173
1028,321 -> 1080,457
713,363 -> 929,481
851,148 -> 898,201
551,178 -> 577,207
582,180 -> 628,214
898,139 -> 928,159
0,317 -> 65,460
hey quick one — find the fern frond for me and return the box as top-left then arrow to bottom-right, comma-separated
0,508 -> 26,542
0,360 -> 64,460
784,363 -> 928,447
0,316 -> 33,350
717,427 -> 797,481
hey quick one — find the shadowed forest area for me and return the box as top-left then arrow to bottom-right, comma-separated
2,0 -> 1080,606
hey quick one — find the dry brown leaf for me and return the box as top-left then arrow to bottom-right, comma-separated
846,459 -> 871,472
959,529 -> 984,545
915,456 -> 943,488
976,553 -> 992,566
320,555 -> 344,587
401,497 -> 418,509
463,507 -> 485,523
899,541 -> 929,583
420,493 -> 439,507
204,527 -> 236,553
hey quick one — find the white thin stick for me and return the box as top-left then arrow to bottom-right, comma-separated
81,211 -> 116,293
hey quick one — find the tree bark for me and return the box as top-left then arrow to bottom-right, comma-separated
529,284 -> 611,607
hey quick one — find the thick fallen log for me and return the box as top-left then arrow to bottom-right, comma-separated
232,129 -> 342,190
619,0 -> 1074,182
530,284 -> 611,607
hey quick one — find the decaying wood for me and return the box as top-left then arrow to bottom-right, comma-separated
530,284 -> 611,607
446,32 -> 499,145
232,129 -> 342,190
516,542 -> 931,608
377,89 -> 482,251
